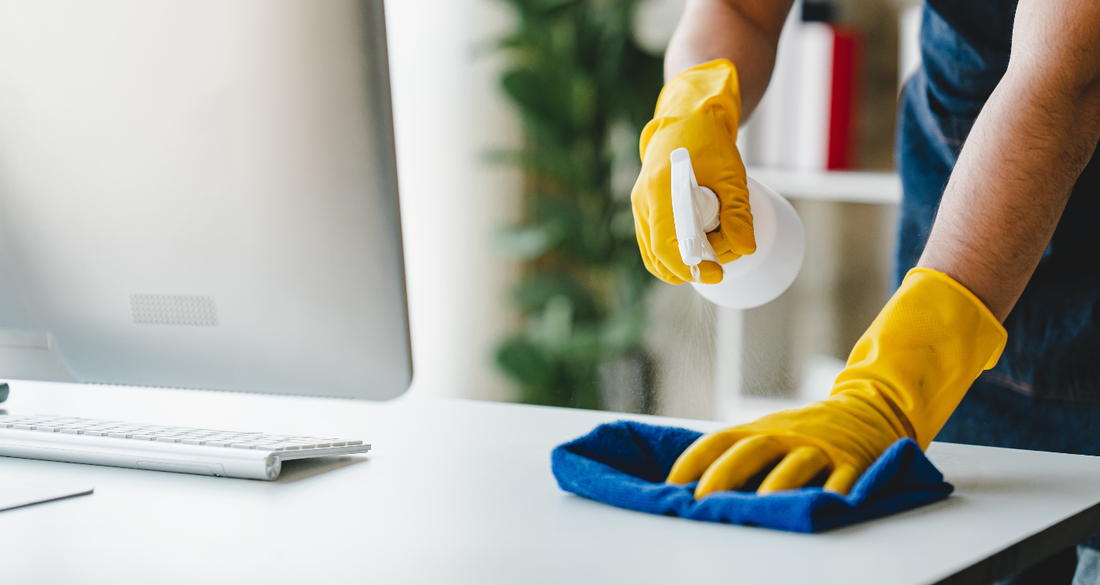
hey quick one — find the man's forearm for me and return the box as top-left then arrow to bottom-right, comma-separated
917,0 -> 1100,322
665,0 -> 793,120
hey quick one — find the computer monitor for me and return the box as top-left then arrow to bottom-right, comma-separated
0,0 -> 412,400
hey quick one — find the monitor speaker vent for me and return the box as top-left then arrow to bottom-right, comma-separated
131,294 -> 218,327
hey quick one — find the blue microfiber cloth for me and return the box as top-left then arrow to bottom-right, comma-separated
551,421 -> 953,533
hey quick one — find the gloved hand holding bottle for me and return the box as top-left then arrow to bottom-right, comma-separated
631,59 -> 756,285
667,268 -> 1008,496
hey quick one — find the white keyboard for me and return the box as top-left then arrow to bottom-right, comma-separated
0,414 -> 370,480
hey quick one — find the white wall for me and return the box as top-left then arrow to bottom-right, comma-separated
385,0 -> 522,401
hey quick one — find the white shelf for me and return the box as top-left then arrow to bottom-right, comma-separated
746,166 -> 902,205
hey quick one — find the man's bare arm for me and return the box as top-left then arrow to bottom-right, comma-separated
919,0 -> 1100,321
665,0 -> 794,120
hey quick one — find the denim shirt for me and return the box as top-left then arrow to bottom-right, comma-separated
896,2 -> 1100,401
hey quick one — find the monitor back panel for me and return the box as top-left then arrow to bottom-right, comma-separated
0,0 -> 411,399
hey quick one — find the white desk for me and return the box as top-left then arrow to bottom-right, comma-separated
1,381 -> 1100,585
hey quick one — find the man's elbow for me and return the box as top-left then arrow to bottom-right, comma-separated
1009,1 -> 1100,103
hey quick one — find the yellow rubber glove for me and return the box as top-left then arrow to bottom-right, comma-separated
667,268 -> 1008,496
631,59 -> 756,285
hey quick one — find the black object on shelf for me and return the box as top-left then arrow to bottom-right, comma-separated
802,0 -> 835,23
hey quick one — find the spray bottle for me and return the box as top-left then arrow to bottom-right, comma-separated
670,147 -> 805,309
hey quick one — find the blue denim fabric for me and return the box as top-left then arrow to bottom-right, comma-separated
1074,548 -> 1100,585
923,0 -> 1014,119
898,2 -> 1100,574
897,4 -> 1100,404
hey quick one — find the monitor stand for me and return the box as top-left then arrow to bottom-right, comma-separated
0,330 -> 74,383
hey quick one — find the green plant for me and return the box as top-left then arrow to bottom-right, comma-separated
491,0 -> 664,409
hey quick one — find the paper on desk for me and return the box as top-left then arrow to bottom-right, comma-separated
0,481 -> 93,512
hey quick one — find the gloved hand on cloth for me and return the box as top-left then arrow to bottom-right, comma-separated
668,268 -> 1008,496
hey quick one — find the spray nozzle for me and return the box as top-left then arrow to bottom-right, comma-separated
670,148 -> 721,282
666,150 -> 806,308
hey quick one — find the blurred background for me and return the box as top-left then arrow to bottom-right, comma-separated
388,0 -> 922,421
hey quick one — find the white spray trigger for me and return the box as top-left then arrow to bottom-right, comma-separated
670,148 -> 720,281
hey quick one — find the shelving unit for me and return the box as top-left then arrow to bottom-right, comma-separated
746,167 -> 902,205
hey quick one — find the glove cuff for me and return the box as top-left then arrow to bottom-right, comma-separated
905,268 -> 1006,369
639,59 -> 742,161
832,267 -> 1008,449
654,59 -> 741,118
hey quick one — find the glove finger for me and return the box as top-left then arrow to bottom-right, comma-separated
696,260 -> 724,284
666,430 -> 745,484
706,231 -> 742,265
650,253 -> 686,285
634,213 -> 684,285
644,182 -> 698,283
823,464 -> 861,496
756,446 -> 831,494
717,199 -> 756,257
650,220 -> 694,283
694,435 -> 787,498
